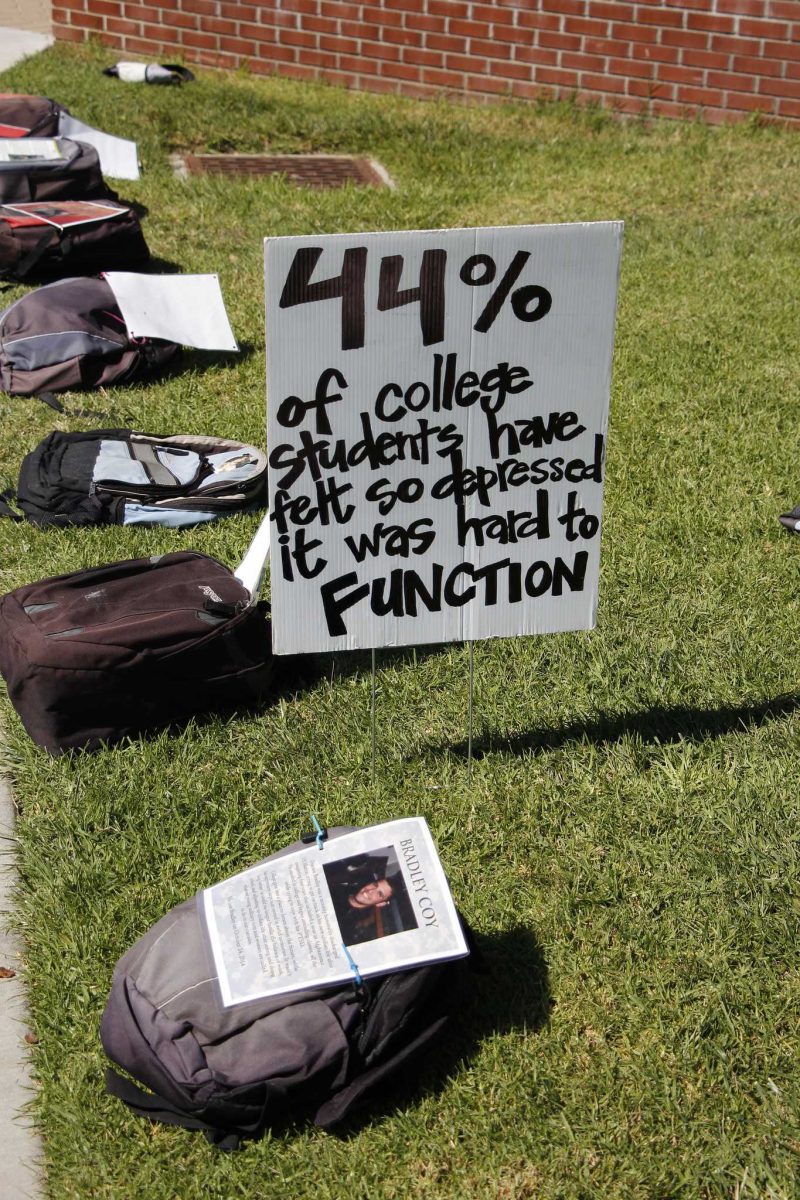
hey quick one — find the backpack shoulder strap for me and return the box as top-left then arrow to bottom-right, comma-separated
128,439 -> 183,487
13,226 -> 60,280
34,391 -> 121,421
35,391 -> 64,412
0,488 -> 22,521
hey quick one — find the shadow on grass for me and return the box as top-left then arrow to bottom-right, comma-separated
270,642 -> 450,697
141,253 -> 183,274
437,692 -> 800,761
329,924 -> 552,1138
18,339 -> 258,428
179,341 -> 259,372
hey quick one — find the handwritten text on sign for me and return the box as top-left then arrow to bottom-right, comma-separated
265,222 -> 623,654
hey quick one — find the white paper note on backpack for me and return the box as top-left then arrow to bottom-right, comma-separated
0,138 -> 64,161
58,112 -> 140,179
104,272 -> 239,351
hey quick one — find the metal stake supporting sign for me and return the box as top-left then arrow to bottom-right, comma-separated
467,641 -> 475,781
371,647 -> 377,786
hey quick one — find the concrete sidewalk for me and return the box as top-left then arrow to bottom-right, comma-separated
0,0 -> 51,37
0,29 -> 54,70
0,0 -> 53,70
0,770 -> 44,1200
0,8 -> 53,1198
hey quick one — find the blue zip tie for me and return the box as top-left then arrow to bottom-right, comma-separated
310,814 -> 326,851
342,943 -> 362,988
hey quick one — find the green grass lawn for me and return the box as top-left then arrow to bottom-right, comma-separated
1,39 -> 800,1200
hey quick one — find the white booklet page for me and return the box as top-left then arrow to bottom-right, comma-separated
202,817 -> 468,1006
0,138 -> 64,162
58,112 -> 140,179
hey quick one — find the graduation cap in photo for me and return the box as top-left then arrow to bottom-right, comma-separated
323,853 -> 391,889
377,874 -> 418,936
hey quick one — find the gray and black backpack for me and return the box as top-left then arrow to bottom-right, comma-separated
0,275 -> 180,398
0,428 -> 268,527
101,826 -> 470,1148
779,505 -> 800,534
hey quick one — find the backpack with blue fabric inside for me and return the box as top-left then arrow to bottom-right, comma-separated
0,428 -> 268,527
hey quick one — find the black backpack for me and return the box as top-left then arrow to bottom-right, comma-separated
0,94 -> 66,138
0,136 -> 116,204
101,825 -> 469,1148
0,547 -> 273,753
0,429 -> 268,527
0,276 -> 180,398
0,200 -> 149,281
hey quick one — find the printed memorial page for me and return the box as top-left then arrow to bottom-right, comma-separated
202,818 -> 468,1007
0,201 -> 130,228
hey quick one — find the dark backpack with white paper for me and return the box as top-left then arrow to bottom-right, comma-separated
0,200 -> 149,281
0,429 -> 268,527
0,514 -> 273,753
101,825 -> 470,1148
0,136 -> 116,205
0,94 -> 111,202
0,275 -> 179,399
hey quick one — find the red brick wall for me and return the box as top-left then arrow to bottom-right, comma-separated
52,1 -> 800,127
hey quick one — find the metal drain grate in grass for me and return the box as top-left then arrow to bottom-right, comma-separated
175,153 -> 393,188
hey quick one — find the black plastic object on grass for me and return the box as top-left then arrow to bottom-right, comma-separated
779,505 -> 800,533
104,62 -> 195,84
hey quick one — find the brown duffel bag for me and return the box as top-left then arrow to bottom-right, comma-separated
0,550 -> 273,754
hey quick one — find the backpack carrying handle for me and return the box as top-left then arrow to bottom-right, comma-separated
0,226 -> 60,282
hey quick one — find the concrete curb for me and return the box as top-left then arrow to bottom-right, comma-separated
0,29 -> 53,71
0,23 -> 59,1199
0,23 -> 88,1197
0,767 -> 45,1200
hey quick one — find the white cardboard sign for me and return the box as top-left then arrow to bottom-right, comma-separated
265,222 -> 623,655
